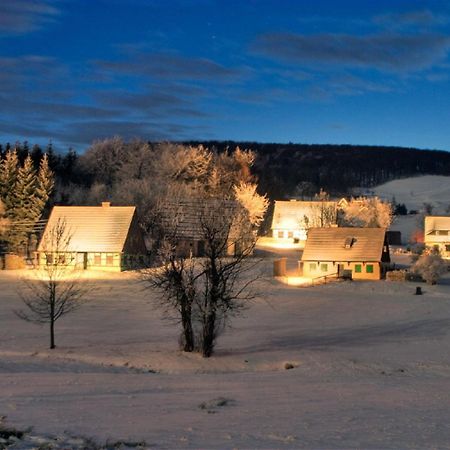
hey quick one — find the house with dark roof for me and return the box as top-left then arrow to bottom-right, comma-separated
424,216 -> 450,259
36,202 -> 147,271
158,198 -> 243,257
301,227 -> 390,280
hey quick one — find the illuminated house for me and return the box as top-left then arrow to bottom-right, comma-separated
424,216 -> 450,259
271,200 -> 338,242
37,202 -> 147,271
301,227 -> 390,280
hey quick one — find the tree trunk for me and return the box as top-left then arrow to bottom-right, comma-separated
181,303 -> 194,352
202,310 -> 216,358
50,319 -> 55,349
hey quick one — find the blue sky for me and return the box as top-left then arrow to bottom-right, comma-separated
1,0 -> 450,152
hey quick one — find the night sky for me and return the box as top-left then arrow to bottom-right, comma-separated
1,0 -> 450,152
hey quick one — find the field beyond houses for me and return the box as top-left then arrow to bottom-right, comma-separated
1,175 -> 450,449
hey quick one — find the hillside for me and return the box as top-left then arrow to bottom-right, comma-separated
185,141 -> 450,199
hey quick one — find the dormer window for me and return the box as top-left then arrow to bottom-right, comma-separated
344,237 -> 355,248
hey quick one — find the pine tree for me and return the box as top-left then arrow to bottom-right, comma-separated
35,153 -> 54,216
8,154 -> 37,251
0,150 -> 19,212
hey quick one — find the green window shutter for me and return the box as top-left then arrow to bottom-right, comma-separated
355,264 -> 362,273
366,264 -> 374,273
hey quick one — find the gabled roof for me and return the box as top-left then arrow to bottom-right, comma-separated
38,203 -> 137,253
425,216 -> 450,234
159,198 -> 239,240
271,200 -> 337,230
301,227 -> 387,262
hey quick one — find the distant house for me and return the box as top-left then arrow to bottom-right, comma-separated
271,199 -> 338,243
424,216 -> 450,259
301,227 -> 390,280
37,202 -> 147,271
158,198 -> 242,257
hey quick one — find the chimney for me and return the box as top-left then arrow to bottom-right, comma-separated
101,202 -> 111,208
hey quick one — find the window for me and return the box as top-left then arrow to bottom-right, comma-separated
106,253 -> 114,266
366,264 -> 374,273
94,253 -> 101,265
438,230 -> 449,236
278,231 -> 284,238
46,254 -> 53,265
446,245 -> 450,252
58,254 -> 66,264
309,263 -> 316,271
288,231 -> 294,239
355,264 -> 362,273
320,263 -> 328,272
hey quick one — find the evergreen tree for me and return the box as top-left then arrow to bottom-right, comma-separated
8,154 -> 37,251
35,153 -> 54,214
0,150 -> 19,212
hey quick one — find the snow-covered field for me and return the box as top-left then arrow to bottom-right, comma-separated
370,175 -> 450,214
1,257 -> 450,448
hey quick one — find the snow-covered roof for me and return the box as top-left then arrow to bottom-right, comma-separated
425,216 -> 450,234
301,227 -> 387,262
38,203 -> 137,253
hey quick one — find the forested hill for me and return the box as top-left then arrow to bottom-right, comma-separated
184,141 -> 450,199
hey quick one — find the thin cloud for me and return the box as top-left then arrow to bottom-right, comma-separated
253,32 -> 450,73
94,51 -> 240,82
374,10 -> 449,29
0,0 -> 60,35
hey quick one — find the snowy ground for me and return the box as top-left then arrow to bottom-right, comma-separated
1,254 -> 450,449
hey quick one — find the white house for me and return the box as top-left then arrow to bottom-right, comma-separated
271,199 -> 338,243
424,216 -> 450,259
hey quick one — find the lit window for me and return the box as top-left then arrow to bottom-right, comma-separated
288,231 -> 294,239
46,254 -> 53,265
366,265 -> 374,273
355,264 -> 362,273
94,254 -> 101,265
106,254 -> 114,266
278,231 -> 284,238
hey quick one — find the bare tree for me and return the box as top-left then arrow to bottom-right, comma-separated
194,201 -> 261,357
142,240 -> 197,352
15,219 -> 91,349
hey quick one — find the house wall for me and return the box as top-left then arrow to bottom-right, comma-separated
36,252 -> 124,272
424,240 -> 450,259
272,228 -> 307,241
302,260 -> 382,280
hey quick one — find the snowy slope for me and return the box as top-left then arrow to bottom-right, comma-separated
371,175 -> 450,214
1,265 -> 450,448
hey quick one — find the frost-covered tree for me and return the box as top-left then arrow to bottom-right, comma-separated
412,250 -> 447,285
233,182 -> 269,228
341,196 -> 393,228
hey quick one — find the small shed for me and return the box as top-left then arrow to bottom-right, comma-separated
424,216 -> 450,259
301,227 -> 390,280
36,202 -> 147,271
